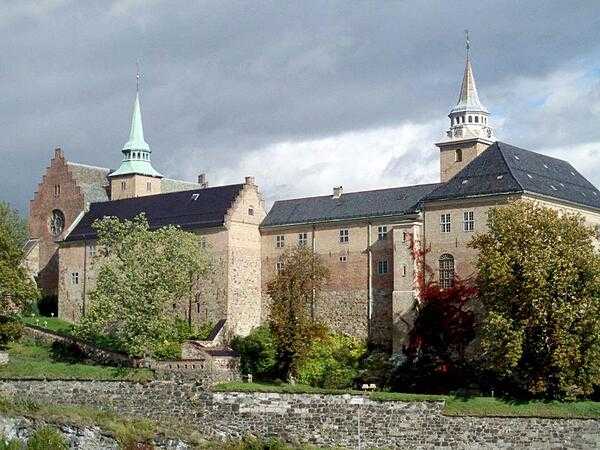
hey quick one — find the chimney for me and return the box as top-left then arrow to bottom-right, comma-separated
197,173 -> 208,189
54,147 -> 63,159
245,176 -> 255,186
332,186 -> 343,199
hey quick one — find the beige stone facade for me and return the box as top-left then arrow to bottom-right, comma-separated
109,174 -> 162,200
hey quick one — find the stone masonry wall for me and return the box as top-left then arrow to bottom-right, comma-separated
0,380 -> 598,449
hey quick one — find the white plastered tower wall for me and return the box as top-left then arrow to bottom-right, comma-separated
436,32 -> 495,182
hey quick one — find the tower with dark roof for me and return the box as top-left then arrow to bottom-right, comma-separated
436,32 -> 495,182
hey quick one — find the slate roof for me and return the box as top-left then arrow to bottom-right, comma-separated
65,184 -> 244,242
66,162 -> 111,204
424,141 -> 600,210
261,183 -> 442,227
162,178 -> 202,193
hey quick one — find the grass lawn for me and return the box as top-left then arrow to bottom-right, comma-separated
0,340 -> 154,382
214,381 -> 600,419
21,316 -> 75,336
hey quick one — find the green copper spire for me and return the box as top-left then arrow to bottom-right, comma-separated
122,92 -> 150,152
109,73 -> 162,179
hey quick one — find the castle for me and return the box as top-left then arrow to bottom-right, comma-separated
25,44 -> 600,351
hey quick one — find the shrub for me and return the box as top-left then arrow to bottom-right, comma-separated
357,351 -> 392,387
50,341 -> 86,363
0,316 -> 24,349
297,333 -> 366,389
0,435 -> 22,450
231,325 -> 278,379
26,427 -> 67,450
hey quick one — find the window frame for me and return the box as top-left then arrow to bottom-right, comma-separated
339,228 -> 349,244
463,211 -> 475,232
377,260 -> 389,275
276,235 -> 285,248
298,232 -> 308,247
440,213 -> 451,233
439,254 -> 455,289
377,225 -> 388,241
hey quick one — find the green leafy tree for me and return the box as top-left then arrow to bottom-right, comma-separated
268,246 -> 329,378
0,202 -> 38,316
470,201 -> 600,399
231,325 -> 278,378
76,214 -> 212,357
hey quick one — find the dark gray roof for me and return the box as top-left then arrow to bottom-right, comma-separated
65,184 -> 244,242
261,183 -> 442,227
424,141 -> 600,210
66,162 -> 110,204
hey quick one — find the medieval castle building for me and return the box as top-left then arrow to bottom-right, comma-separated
24,45 -> 600,351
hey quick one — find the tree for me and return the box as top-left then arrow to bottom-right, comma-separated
268,246 -> 329,378
0,202 -> 38,315
470,201 -> 600,399
75,214 -> 212,357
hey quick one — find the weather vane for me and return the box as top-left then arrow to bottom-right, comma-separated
465,29 -> 470,57
136,59 -> 141,92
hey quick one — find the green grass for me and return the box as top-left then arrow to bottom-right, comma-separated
214,381 -> 600,419
21,316 -> 75,336
0,340 -> 154,382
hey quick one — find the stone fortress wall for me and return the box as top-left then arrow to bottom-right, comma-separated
0,380 -> 598,449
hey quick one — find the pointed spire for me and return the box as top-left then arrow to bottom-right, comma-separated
451,30 -> 487,114
122,92 -> 150,152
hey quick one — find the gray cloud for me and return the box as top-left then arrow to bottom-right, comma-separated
1,0 -> 600,215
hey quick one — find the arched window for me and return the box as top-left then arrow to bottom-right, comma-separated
49,209 -> 65,236
468,116 -> 473,123
475,116 -> 479,123
455,148 -> 463,162
439,254 -> 455,289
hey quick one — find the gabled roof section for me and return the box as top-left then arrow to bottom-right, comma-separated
424,141 -> 600,210
261,183 -> 442,228
66,162 -> 110,204
64,184 -> 245,242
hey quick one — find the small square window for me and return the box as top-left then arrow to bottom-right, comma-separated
248,207 -> 254,216
378,260 -> 388,275
440,213 -> 451,233
298,232 -> 308,247
463,211 -> 474,232
276,235 -> 285,248
339,228 -> 349,243
377,225 -> 388,241
339,255 -> 347,263
276,261 -> 284,272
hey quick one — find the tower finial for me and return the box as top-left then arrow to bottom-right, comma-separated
136,59 -> 141,93
465,29 -> 470,59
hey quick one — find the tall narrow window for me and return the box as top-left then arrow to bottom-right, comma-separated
89,244 -> 96,258
276,235 -> 285,248
463,211 -> 474,232
276,260 -> 284,272
468,115 -> 473,123
71,272 -> 79,285
298,232 -> 308,247
475,116 -> 479,123
439,254 -> 455,289
378,260 -> 389,275
54,184 -> 61,197
377,225 -> 388,240
121,181 -> 127,191
339,228 -> 349,243
455,148 -> 463,162
146,182 -> 152,192
440,213 -> 451,233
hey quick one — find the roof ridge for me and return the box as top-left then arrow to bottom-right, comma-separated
495,142 -> 525,192
66,161 -> 111,171
272,182 -> 442,204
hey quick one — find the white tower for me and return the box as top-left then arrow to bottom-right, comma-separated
436,31 -> 495,182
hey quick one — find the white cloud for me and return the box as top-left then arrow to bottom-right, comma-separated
186,120 -> 443,207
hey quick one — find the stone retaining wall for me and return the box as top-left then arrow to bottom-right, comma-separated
0,380 -> 598,449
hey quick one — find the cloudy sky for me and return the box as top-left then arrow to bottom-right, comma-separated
2,0 -> 600,215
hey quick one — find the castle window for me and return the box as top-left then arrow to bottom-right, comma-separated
89,244 -> 96,258
339,228 -> 349,243
468,115 -> 473,123
339,255 -> 347,263
455,148 -> 463,162
53,184 -> 61,197
71,272 -> 79,285
475,116 -> 479,123
298,232 -> 308,247
402,264 -> 407,277
248,206 -> 254,216
276,235 -> 285,248
463,211 -> 474,232
440,213 -> 451,233
146,182 -> 152,192
378,260 -> 389,275
439,254 -> 455,289
377,225 -> 388,240
49,209 -> 65,236
121,181 -> 127,191
276,260 -> 284,272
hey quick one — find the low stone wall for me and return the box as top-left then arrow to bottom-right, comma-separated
0,380 -> 598,449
